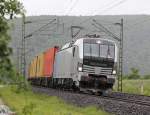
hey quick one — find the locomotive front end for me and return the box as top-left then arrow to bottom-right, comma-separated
76,38 -> 118,92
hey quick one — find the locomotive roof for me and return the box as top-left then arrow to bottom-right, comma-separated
77,37 -> 116,43
61,37 -> 116,50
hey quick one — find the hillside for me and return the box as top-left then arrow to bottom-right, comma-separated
9,15 -> 150,75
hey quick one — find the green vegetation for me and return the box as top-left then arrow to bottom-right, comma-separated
114,79 -> 150,96
0,0 -> 24,84
123,68 -> 141,79
143,74 -> 150,79
114,68 -> 150,95
122,68 -> 150,80
0,86 -> 108,115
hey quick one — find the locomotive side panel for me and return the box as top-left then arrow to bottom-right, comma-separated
53,47 -> 74,79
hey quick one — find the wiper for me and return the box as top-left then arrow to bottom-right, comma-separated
107,45 -> 111,58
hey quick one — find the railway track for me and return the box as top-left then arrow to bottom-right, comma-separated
33,86 -> 150,106
101,94 -> 150,107
79,91 -> 150,107
32,86 -> 150,115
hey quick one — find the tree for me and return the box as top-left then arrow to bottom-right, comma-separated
0,0 -> 24,19
0,0 -> 24,83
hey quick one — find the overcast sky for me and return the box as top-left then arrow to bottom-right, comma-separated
22,0 -> 150,16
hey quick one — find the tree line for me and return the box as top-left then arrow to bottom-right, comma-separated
0,0 -> 24,84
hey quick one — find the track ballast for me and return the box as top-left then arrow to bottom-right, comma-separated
32,86 -> 150,115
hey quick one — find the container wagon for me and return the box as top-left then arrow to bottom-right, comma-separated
28,46 -> 59,86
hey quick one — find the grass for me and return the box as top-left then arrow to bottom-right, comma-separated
1,80 -> 150,114
114,79 -> 150,96
0,85 -> 108,115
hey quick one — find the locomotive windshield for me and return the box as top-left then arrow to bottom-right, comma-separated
83,43 -> 115,59
83,39 -> 115,67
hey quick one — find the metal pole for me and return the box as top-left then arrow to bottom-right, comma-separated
121,18 -> 123,91
17,48 -> 20,73
21,14 -> 26,77
118,18 -> 123,92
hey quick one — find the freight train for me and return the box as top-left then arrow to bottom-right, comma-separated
28,37 -> 118,94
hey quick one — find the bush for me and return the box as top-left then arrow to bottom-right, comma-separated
143,75 -> 150,79
125,68 -> 141,80
0,67 -> 31,93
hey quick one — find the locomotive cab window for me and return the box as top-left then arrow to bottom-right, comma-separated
83,43 -> 115,59
91,44 -> 99,57
100,45 -> 115,59
84,43 -> 91,57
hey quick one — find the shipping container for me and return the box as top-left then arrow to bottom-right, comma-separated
31,58 -> 34,78
28,58 -> 36,78
28,62 -> 32,78
36,53 -> 44,77
32,57 -> 38,78
31,61 -> 34,77
43,47 -> 58,77
28,63 -> 31,78
31,61 -> 34,78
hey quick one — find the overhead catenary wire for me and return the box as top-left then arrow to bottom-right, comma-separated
61,0 -> 126,38
84,0 -> 119,16
27,18 -> 56,23
65,0 -> 79,15
79,0 -> 128,25
25,18 -> 56,38
67,0 -> 79,15
97,0 -> 128,15
92,19 -> 120,41
70,0 -> 120,25
64,0 -> 128,39
67,0 -> 127,39
61,0 -> 73,15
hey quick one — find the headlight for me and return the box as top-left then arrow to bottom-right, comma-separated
78,67 -> 83,71
112,70 -> 116,74
78,63 -> 83,72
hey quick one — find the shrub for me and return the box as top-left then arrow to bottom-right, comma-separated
143,74 -> 150,79
126,68 -> 141,79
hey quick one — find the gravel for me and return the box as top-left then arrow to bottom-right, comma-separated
32,87 -> 150,115
111,92 -> 150,102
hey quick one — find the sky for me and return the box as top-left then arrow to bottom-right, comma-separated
22,0 -> 150,16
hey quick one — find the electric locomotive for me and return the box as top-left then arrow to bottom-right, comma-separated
53,37 -> 118,93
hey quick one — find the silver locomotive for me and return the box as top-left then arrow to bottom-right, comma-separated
53,37 -> 118,93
